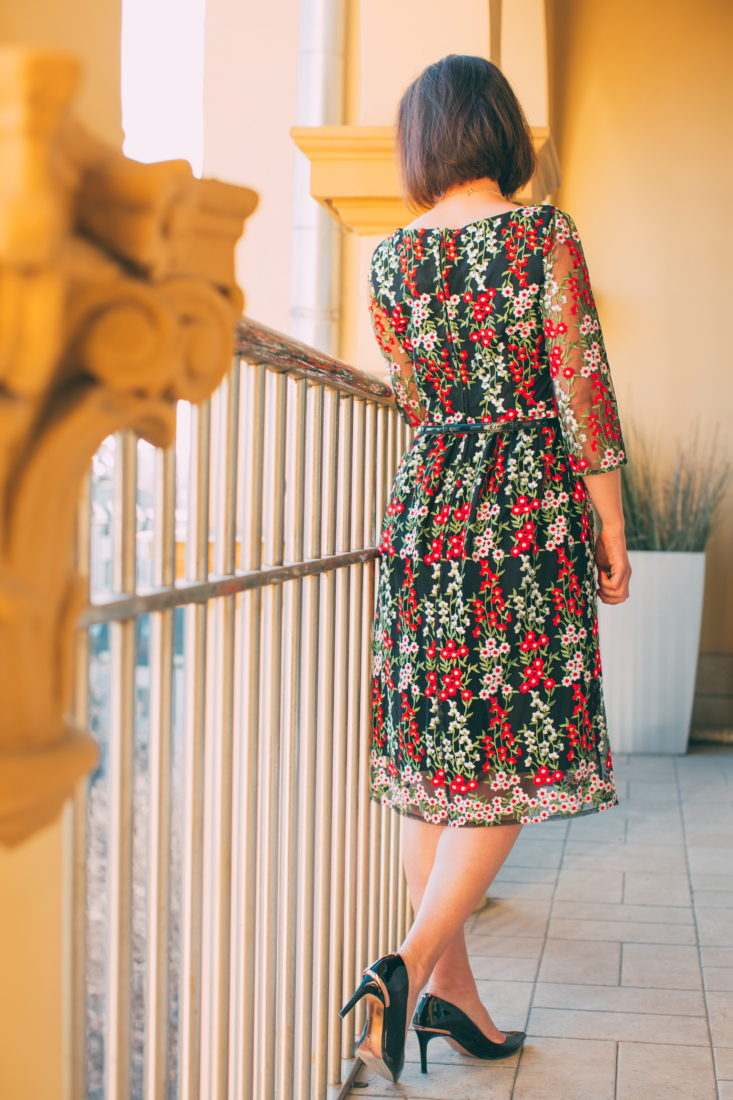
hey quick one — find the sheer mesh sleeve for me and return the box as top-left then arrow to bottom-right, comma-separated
368,290 -> 427,428
542,212 -> 626,475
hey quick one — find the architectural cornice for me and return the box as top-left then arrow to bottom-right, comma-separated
291,124 -> 561,236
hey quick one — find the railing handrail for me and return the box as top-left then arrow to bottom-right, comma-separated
78,320 -> 412,1100
235,316 -> 394,405
80,547 -> 380,625
81,324 -> 395,626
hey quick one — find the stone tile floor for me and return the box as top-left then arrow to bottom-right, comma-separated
338,746 -> 733,1100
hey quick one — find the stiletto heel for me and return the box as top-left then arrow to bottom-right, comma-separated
339,974 -> 373,1019
413,993 -> 526,1071
340,953 -> 409,1083
415,1027 -> 434,1073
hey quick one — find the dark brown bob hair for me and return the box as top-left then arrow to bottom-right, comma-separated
396,55 -> 535,209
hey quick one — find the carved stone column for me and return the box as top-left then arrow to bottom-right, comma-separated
0,46 -> 257,846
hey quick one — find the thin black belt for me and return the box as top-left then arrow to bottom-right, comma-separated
416,415 -> 557,438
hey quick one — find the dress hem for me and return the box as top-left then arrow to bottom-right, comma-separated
370,793 -> 619,828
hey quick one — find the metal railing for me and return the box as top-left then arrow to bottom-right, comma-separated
71,317 -> 413,1100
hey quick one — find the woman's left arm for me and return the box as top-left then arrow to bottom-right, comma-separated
581,468 -> 631,604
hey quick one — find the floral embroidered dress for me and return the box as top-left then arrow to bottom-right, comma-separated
368,206 -> 626,826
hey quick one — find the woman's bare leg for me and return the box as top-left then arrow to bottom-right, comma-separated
399,816 -> 522,1042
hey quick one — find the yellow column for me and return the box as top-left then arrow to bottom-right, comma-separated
0,818 -> 65,1100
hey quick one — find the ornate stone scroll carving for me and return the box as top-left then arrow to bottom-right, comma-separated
0,46 -> 258,845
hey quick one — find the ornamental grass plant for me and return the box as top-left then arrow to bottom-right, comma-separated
620,426 -> 731,552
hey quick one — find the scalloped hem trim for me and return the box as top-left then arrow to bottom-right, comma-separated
370,793 -> 619,827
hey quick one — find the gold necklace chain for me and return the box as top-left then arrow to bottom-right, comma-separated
441,187 -> 504,200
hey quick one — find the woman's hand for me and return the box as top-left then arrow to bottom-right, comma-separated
594,529 -> 631,604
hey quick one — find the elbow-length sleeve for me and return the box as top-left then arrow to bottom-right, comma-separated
368,266 -> 426,428
542,211 -> 626,475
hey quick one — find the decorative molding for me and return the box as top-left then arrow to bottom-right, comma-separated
0,46 -> 258,845
291,124 -> 561,236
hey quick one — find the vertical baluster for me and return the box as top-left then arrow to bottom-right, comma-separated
378,806 -> 391,957
386,407 -> 397,491
386,409 -> 401,951
393,404 -> 410,948
181,401 -> 210,1100
397,404 -> 413,945
388,806 -> 400,952
357,554 -> 377,1004
230,363 -> 265,1100
254,369 -> 287,1098
107,429 -> 137,1100
402,818 -> 413,934
205,363 -> 240,1100
356,402 -> 377,1041
367,801 -> 382,967
68,472 -> 91,1100
145,441 -> 176,1100
388,406 -> 408,956
312,387 -> 339,1100
341,399 -> 365,1058
294,384 -> 323,1100
370,404 -> 390,963
277,376 -> 307,1100
327,395 -> 354,1086
374,405 -> 389,570
396,817 -> 406,949
389,408 -> 407,949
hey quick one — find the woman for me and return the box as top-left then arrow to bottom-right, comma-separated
340,54 -> 631,1084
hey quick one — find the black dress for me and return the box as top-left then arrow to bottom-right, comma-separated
368,205 -> 626,826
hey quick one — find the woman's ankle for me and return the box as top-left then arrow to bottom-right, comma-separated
396,947 -> 430,996
425,979 -> 480,1006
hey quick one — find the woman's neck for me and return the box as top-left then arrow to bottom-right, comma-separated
405,177 -> 519,231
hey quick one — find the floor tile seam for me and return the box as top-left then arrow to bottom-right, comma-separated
524,1031 -> 711,1048
548,936 -> 697,947
509,822 -> 569,1100
614,1036 -> 620,1100
552,903 -> 695,918
548,916 -> 698,928
675,755 -> 721,1100
535,976 -> 702,993
527,1004 -> 707,1019
533,978 -> 708,999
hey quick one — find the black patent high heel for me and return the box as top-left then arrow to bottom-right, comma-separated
339,953 -> 409,1083
413,993 -> 526,1073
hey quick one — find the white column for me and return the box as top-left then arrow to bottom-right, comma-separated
290,0 -> 346,355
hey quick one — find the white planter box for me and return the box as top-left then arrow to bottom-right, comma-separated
597,550 -> 706,754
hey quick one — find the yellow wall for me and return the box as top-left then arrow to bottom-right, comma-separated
0,0 -> 122,145
547,0 -> 733,653
342,0 -> 492,375
359,0 -> 489,125
0,817 -> 65,1100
